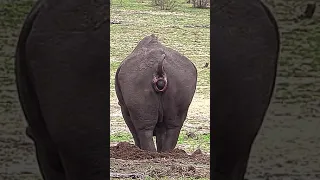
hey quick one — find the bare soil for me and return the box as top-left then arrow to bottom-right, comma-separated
110,142 -> 209,161
110,142 -> 210,179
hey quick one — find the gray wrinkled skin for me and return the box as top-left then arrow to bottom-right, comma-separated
211,0 -> 280,179
115,35 -> 197,152
15,0 -> 109,180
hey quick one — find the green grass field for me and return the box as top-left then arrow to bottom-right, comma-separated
110,131 -> 210,152
110,0 -> 210,153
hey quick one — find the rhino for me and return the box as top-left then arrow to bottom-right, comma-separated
211,0 -> 280,179
115,35 -> 197,152
15,0 -> 110,179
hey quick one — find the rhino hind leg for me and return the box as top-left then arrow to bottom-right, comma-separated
34,142 -> 67,180
161,111 -> 188,152
120,106 -> 140,147
128,111 -> 158,151
155,123 -> 166,152
16,63 -> 66,180
124,95 -> 160,151
162,126 -> 182,152
25,127 -> 66,180
137,129 -> 156,151
212,135 -> 253,180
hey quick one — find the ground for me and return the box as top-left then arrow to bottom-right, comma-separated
110,142 -> 210,179
0,0 -> 319,180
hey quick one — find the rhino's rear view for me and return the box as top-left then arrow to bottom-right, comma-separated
115,34 -> 197,152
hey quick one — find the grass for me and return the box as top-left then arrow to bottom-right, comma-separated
110,0 -> 210,98
110,131 -> 210,153
110,0 -> 210,154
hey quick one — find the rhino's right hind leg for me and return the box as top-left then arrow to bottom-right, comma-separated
161,111 -> 188,152
211,136 -> 253,180
120,105 -> 140,147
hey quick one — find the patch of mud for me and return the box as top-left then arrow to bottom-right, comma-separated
110,142 -> 209,163
110,142 -> 210,179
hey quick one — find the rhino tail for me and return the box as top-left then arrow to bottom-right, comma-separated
152,53 -> 168,93
157,54 -> 165,76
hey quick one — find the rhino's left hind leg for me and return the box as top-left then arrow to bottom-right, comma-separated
129,109 -> 158,152
119,105 -> 140,147
16,66 -> 66,180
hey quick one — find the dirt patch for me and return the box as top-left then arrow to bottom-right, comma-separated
110,142 -> 210,179
111,142 -> 209,162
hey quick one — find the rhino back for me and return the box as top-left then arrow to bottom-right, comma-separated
118,45 -> 196,88
117,44 -> 197,110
